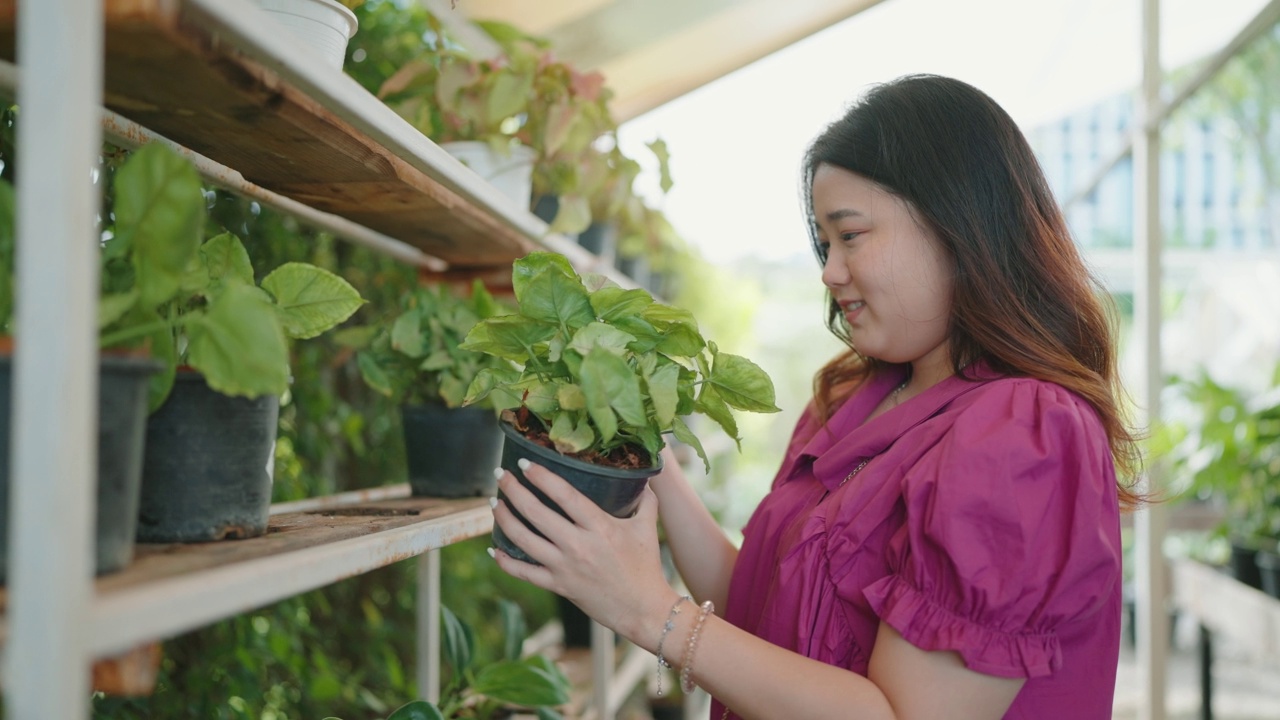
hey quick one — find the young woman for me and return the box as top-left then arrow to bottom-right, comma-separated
489,74 -> 1141,719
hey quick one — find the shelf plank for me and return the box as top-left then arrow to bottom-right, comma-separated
0,495 -> 493,658
1171,558 -> 1280,667
0,0 -> 578,271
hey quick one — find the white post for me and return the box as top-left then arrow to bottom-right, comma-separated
590,620 -> 614,719
417,549 -> 442,703
1134,0 -> 1169,718
4,0 -> 104,718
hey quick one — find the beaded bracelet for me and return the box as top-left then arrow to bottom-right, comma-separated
679,600 -> 715,694
655,595 -> 691,697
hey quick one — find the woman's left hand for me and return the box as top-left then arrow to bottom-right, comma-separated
491,460 -> 679,643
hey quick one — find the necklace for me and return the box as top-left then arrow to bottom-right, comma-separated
890,378 -> 909,406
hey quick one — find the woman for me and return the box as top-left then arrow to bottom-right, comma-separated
489,74 -> 1141,719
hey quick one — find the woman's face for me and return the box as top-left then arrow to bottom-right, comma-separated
813,163 -> 954,370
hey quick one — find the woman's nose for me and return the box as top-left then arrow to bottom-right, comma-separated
821,249 -> 847,289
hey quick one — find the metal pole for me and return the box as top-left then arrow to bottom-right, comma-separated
417,549 -> 442,704
1135,0 -> 1169,718
590,620 -> 614,720
4,0 -> 103,717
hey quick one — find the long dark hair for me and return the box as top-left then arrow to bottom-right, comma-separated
803,74 -> 1141,507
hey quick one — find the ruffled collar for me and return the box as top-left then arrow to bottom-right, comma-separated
795,361 -> 1001,492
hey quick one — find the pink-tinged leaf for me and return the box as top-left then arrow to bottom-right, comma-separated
572,70 -> 606,101
379,60 -> 433,99
542,100 -> 575,157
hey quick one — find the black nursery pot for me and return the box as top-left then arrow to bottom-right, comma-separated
1228,540 -> 1264,590
136,370 -> 280,543
401,403 -> 504,498
0,355 -> 160,581
492,421 -> 662,564
1255,546 -> 1280,599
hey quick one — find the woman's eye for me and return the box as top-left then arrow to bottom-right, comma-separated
839,231 -> 862,243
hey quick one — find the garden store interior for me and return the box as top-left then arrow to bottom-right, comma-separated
1,0 -> 1279,718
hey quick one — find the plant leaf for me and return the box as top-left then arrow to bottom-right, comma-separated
356,350 -> 394,397
98,291 -> 139,329
499,599 -> 527,663
420,349 -> 453,371
472,660 -> 570,708
331,325 -> 378,349
695,384 -> 740,449
463,365 -> 523,409
520,266 -> 594,331
556,383 -> 586,410
200,232 -> 255,288
549,194 -> 591,236
646,363 -> 680,428
671,415 -> 709,473
589,286 -> 652,322
580,348 -> 647,437
261,262 -> 365,340
115,143 -> 204,309
186,282 -> 290,398
461,315 -> 557,362
568,322 -> 635,357
386,700 -> 446,720
550,411 -> 594,453
441,605 -> 474,674
391,311 -> 426,358
708,350 -> 781,413
512,252 -> 577,303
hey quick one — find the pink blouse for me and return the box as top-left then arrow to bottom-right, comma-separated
714,364 -> 1123,719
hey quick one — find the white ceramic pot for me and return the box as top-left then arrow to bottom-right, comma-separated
253,0 -> 358,71
440,141 -> 537,209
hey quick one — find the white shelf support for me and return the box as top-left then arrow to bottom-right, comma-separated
417,548 -> 442,704
4,0 -> 104,717
1134,0 -> 1169,718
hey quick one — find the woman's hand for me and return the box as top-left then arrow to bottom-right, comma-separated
490,459 -> 680,645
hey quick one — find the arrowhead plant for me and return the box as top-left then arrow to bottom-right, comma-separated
461,252 -> 780,471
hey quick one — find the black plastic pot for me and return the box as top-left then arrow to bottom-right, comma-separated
577,222 -> 617,261
616,253 -> 649,288
492,420 -> 662,564
402,403 -> 503,497
0,354 -> 160,581
136,370 -> 280,542
1256,547 -> 1280,599
1228,541 -> 1264,590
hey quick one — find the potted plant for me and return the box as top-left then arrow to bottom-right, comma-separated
353,280 -> 516,497
377,25 -> 542,208
1159,367 -> 1280,594
0,169 -> 163,580
326,602 -> 571,720
93,143 -> 365,543
460,252 -> 779,562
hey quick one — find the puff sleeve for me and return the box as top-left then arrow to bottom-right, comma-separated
861,379 -> 1122,678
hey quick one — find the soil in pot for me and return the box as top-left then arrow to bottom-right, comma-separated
492,419 -> 662,564
136,370 -> 280,543
0,355 -> 160,581
401,403 -> 503,498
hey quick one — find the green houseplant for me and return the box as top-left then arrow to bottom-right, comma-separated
94,143 -> 365,543
460,252 -> 779,561
1158,367 -> 1280,594
354,280 -> 516,497
326,603 -> 571,720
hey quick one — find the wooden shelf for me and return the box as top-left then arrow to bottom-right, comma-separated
0,0 -> 601,274
0,492 -> 493,659
1171,558 -> 1280,666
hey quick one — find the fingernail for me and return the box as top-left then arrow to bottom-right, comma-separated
517,458 -> 531,471
488,497 -> 498,509
493,467 -> 504,480
486,547 -> 496,559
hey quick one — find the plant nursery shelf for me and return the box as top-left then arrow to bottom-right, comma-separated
0,493 -> 493,659
0,0 -> 593,272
